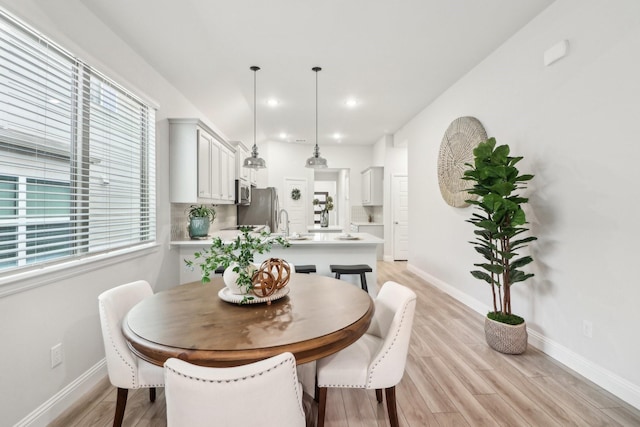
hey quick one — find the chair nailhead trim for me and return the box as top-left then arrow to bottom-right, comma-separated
166,356 -> 304,417
99,300 -> 163,389
99,300 -> 137,387
366,301 -> 413,389
319,299 -> 415,390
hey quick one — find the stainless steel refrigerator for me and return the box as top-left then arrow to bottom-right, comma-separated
237,187 -> 279,232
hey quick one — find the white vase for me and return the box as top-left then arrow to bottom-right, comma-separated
223,263 -> 257,295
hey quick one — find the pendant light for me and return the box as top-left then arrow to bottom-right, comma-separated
305,66 -> 328,168
243,65 -> 266,169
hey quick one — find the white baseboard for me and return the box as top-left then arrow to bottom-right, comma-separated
406,263 -> 640,410
407,263 -> 490,316
15,360 -> 107,427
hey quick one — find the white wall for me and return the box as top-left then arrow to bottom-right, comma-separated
0,1 -> 220,425
372,134 -> 407,260
399,0 -> 640,408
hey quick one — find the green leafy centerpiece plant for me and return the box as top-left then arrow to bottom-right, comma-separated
185,227 -> 289,296
462,137 -> 537,354
187,204 -> 216,239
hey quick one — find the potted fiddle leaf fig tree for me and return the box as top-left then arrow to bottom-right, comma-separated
462,137 -> 537,354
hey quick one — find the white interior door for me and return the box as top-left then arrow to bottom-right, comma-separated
283,177 -> 308,234
392,174 -> 409,260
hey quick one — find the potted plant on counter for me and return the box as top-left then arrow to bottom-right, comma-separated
185,227 -> 290,295
187,204 -> 216,239
462,137 -> 537,354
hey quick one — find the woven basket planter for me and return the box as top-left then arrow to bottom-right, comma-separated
484,316 -> 528,354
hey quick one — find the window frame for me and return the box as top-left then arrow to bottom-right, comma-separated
0,8 -> 157,282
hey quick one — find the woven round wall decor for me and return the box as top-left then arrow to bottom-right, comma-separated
437,116 -> 487,208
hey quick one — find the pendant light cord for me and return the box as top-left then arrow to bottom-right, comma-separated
313,66 -> 322,155
315,67 -> 318,153
253,66 -> 257,151
306,66 -> 327,168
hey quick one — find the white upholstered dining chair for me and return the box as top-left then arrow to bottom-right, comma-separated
316,281 -> 417,427
164,352 -> 306,427
98,280 -> 164,427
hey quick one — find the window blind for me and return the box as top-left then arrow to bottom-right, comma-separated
0,9 -> 156,273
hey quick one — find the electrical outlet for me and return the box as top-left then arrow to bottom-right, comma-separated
51,343 -> 63,368
582,320 -> 593,338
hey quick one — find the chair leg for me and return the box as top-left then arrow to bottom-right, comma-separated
360,273 -> 369,292
317,387 -> 328,427
385,386 -> 399,427
334,272 -> 341,279
376,389 -> 383,403
149,387 -> 156,402
113,387 -> 128,427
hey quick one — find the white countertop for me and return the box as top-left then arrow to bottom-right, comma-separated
351,222 -> 384,226
306,225 -> 344,231
171,231 -> 383,247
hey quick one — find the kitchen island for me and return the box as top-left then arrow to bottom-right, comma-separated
171,231 -> 384,296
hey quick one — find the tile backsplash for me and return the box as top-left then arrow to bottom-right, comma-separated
172,203 -> 381,239
351,205 -> 383,223
171,204 -> 237,240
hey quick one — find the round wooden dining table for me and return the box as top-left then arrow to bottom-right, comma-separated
122,274 -> 375,367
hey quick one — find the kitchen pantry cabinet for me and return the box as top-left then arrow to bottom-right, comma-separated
361,167 -> 383,206
169,118 -> 236,204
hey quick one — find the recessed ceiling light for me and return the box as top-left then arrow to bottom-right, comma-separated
345,98 -> 358,108
267,98 -> 279,107
333,133 -> 341,140
279,132 -> 287,139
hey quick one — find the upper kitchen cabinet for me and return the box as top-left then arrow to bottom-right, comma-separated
232,141 -> 249,182
220,144 -> 236,203
361,167 -> 383,206
231,141 -> 258,186
169,118 -> 236,204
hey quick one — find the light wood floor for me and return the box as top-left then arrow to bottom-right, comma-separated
52,261 -> 640,426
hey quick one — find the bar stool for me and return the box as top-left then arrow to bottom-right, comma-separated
214,266 -> 225,275
294,265 -> 316,274
329,264 -> 373,292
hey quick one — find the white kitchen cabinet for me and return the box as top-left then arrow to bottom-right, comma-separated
196,131 -> 213,199
169,118 -> 235,204
232,141 -> 251,182
220,144 -> 236,202
250,167 -> 257,186
228,147 -> 236,200
361,167 -> 383,206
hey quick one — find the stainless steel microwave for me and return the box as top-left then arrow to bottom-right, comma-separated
235,180 -> 251,205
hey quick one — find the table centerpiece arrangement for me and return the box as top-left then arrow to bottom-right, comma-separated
185,227 -> 290,303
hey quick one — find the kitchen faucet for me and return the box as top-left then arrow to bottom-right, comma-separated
279,209 -> 289,237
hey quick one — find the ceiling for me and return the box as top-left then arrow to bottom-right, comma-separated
80,0 -> 554,147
